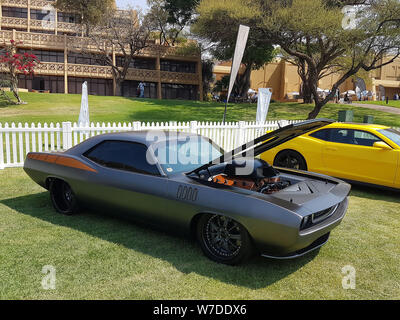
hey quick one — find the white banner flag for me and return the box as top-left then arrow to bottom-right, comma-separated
227,25 -> 250,102
223,25 -> 250,123
78,81 -> 89,125
256,88 -> 272,123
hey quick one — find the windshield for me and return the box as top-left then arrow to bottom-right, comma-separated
153,137 -> 223,175
378,129 -> 400,147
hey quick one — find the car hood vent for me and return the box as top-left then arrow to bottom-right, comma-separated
271,180 -> 336,206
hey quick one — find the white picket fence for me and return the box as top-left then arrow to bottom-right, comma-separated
0,120 -> 304,169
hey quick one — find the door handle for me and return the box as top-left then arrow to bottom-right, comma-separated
326,147 -> 338,152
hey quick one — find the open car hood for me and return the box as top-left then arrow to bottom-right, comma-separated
188,119 -> 334,175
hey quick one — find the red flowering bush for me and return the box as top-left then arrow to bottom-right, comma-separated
0,40 -> 40,104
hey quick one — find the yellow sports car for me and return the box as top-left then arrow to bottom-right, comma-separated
261,122 -> 400,190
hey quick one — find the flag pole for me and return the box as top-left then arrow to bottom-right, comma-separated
223,100 -> 228,124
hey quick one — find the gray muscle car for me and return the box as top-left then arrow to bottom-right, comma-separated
24,119 -> 350,265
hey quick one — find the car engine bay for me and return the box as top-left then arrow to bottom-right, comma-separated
196,159 -> 292,194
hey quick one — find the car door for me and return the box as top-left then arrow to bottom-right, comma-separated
81,140 -> 171,224
322,129 -> 398,187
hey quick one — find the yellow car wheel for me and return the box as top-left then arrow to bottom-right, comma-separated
273,150 -> 308,171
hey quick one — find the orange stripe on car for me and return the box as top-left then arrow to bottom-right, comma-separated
45,155 -> 58,163
55,156 -> 97,172
28,153 -> 97,173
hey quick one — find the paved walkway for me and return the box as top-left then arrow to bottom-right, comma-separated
341,103 -> 400,115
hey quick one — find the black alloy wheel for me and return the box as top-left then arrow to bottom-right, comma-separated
49,180 -> 79,215
197,214 -> 253,265
274,150 -> 307,171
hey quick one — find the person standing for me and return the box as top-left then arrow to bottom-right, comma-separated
335,89 -> 340,103
138,81 -> 146,98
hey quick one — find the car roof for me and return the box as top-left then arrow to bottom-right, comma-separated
65,130 -> 205,156
323,122 -> 390,131
91,130 -> 203,146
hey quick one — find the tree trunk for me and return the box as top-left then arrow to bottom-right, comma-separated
307,73 -> 323,119
301,82 -> 313,104
307,102 -> 323,119
296,58 -> 313,103
235,64 -> 252,97
10,73 -> 22,104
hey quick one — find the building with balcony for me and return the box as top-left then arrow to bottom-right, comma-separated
214,57 -> 400,102
0,0 -> 203,100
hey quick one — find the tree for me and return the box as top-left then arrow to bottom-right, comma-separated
54,0 -> 115,35
84,8 -> 152,96
253,0 -> 400,118
213,75 -> 229,95
145,0 -> 198,46
201,59 -> 215,100
164,0 -> 199,36
193,1 -> 275,97
146,0 -> 171,45
0,40 -> 40,104
195,0 -> 400,118
146,0 -> 189,46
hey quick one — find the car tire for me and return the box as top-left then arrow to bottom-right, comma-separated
273,150 -> 307,171
196,214 -> 254,265
49,179 -> 79,215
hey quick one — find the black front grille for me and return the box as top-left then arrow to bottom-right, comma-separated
312,204 -> 338,224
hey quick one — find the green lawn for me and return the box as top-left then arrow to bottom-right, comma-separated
361,100 -> 400,109
0,168 -> 399,299
1,93 -> 400,299
2,92 -> 400,127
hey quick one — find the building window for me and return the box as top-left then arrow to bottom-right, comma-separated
68,77 -> 113,96
29,29 -> 55,35
57,12 -> 81,24
161,83 -> 198,100
2,6 -> 28,19
160,60 -> 196,74
18,49 -> 64,63
1,27 -> 27,32
121,81 -> 157,98
116,57 -> 156,70
68,52 -> 107,66
58,32 -> 81,37
18,75 -> 65,94
30,9 -> 50,21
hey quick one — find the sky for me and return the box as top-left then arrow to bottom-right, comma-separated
116,0 -> 149,11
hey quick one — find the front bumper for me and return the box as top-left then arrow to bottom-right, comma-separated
261,232 -> 330,259
261,197 -> 349,259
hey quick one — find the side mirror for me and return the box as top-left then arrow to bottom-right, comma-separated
373,141 -> 392,150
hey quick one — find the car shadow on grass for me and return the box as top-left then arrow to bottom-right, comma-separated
1,192 -> 319,290
350,185 -> 400,204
